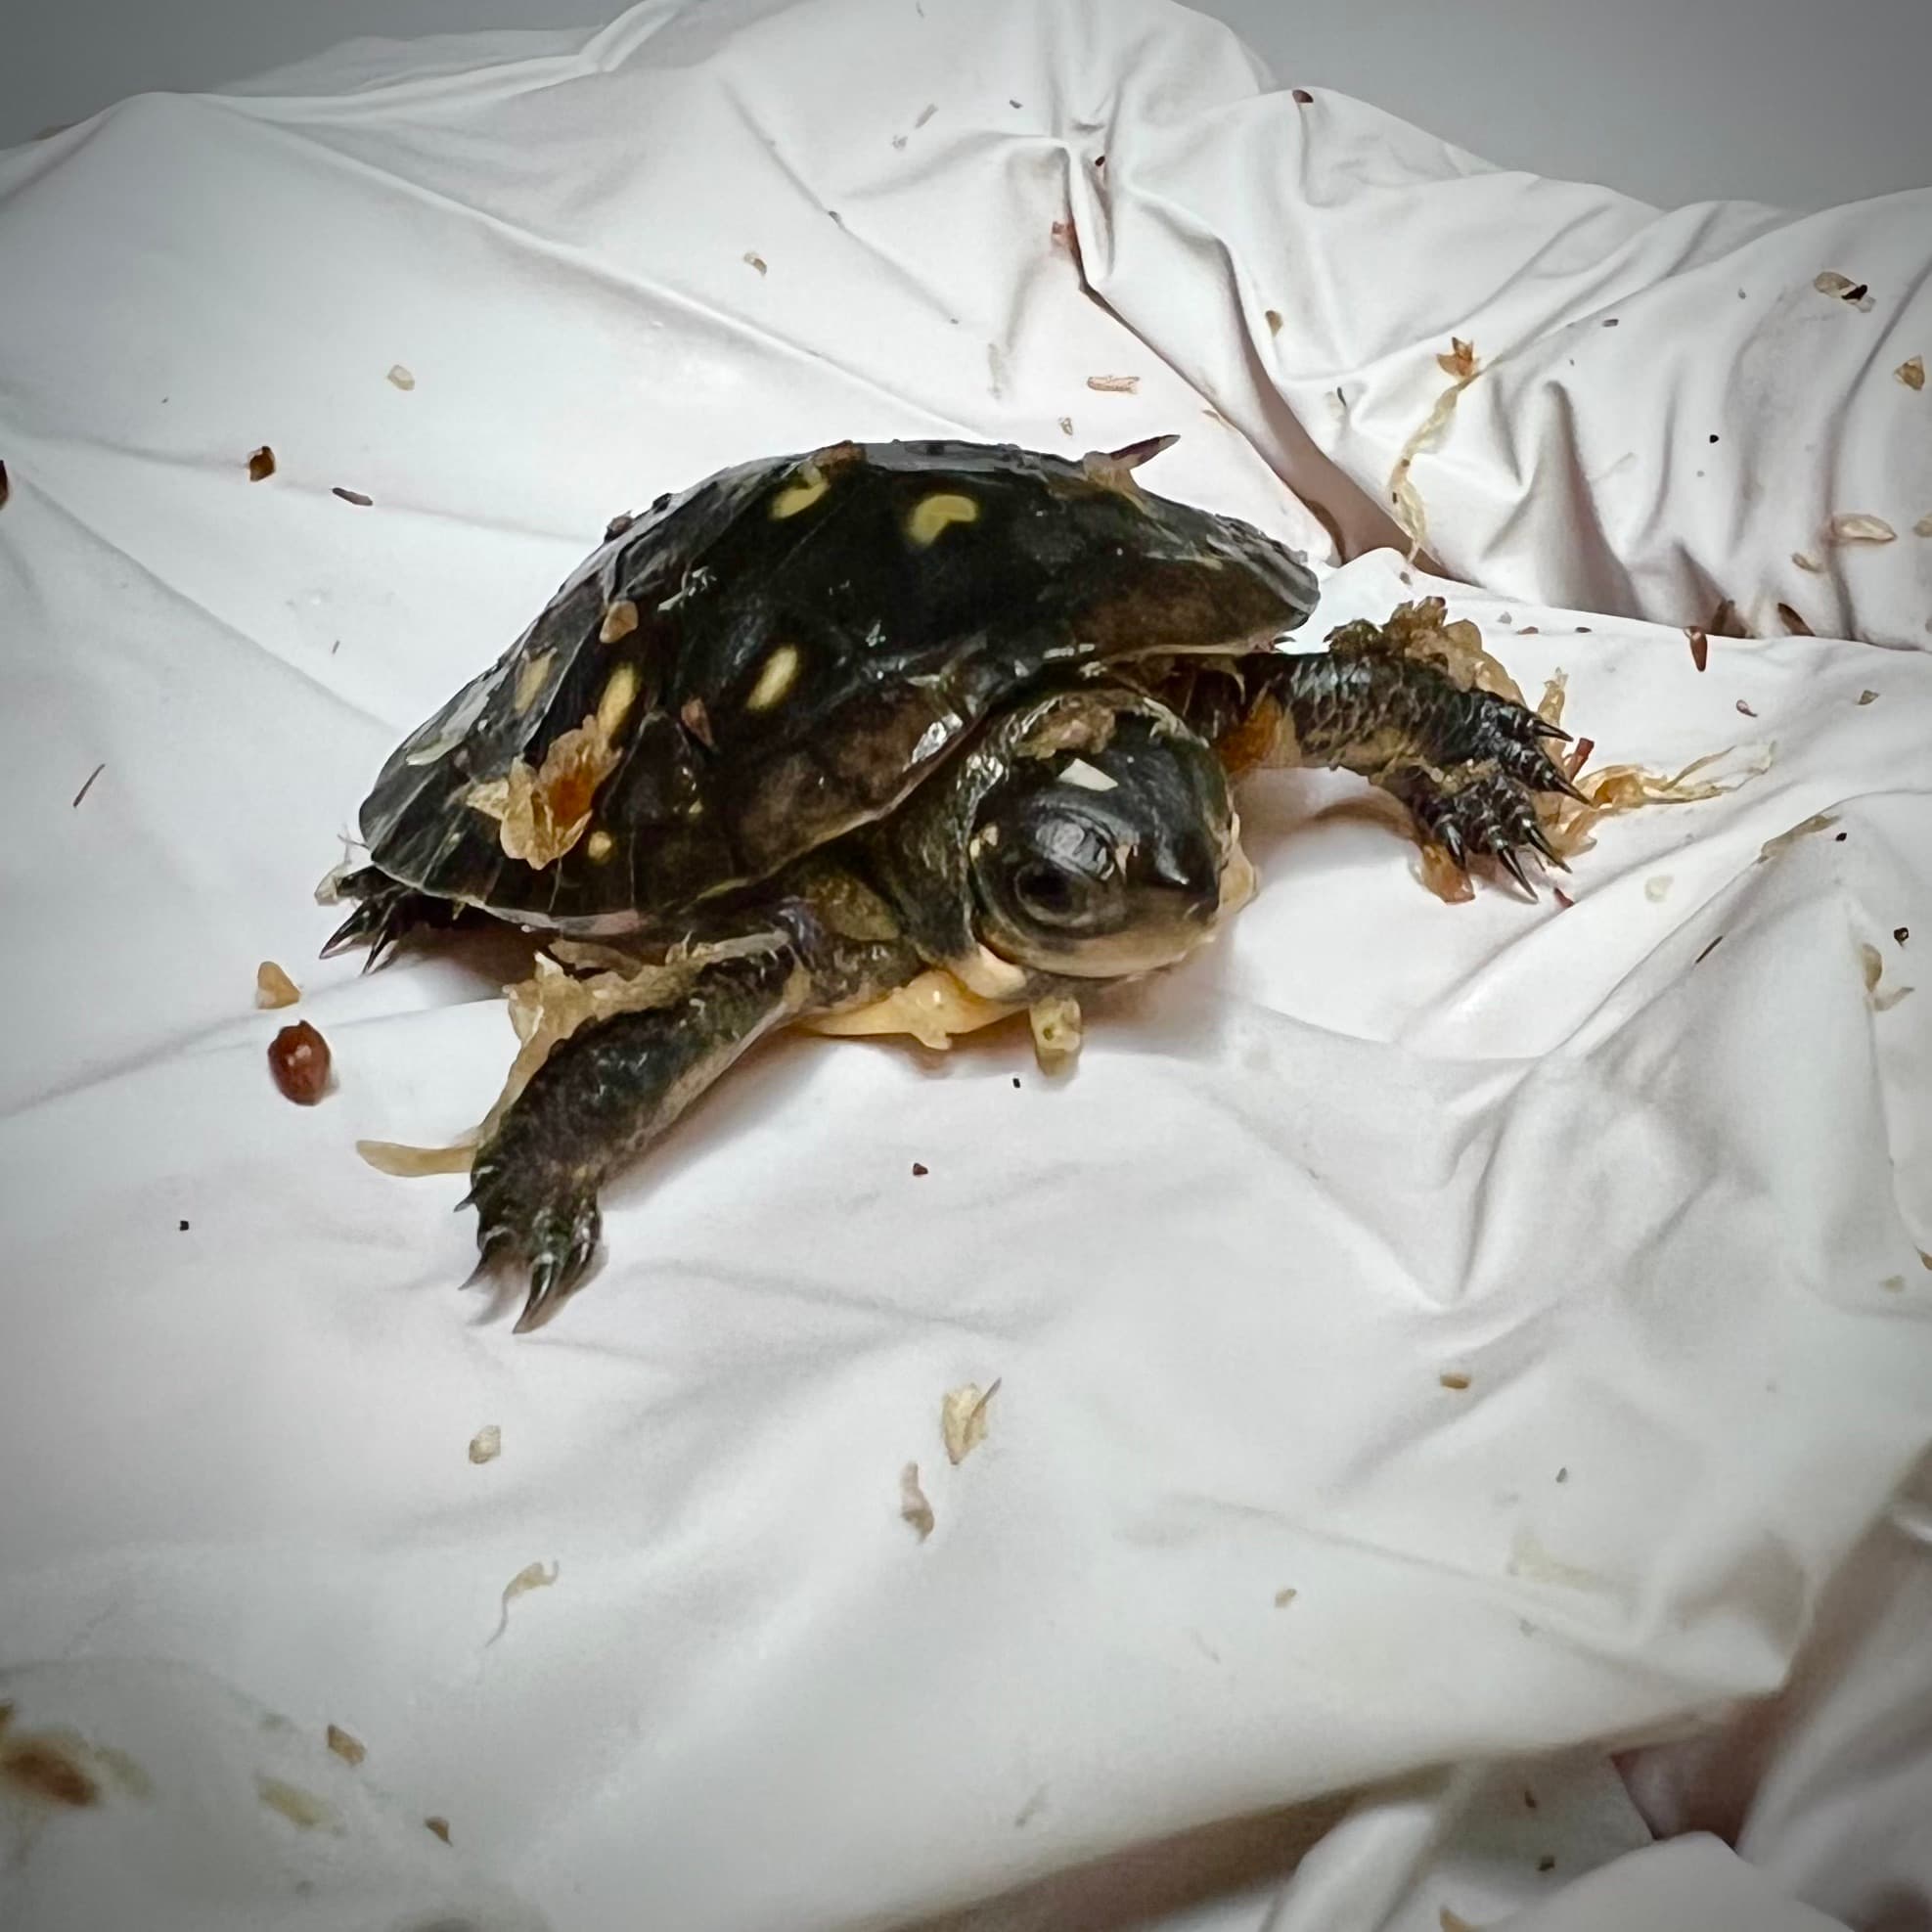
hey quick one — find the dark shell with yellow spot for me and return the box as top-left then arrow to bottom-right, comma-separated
354,438 -> 1318,933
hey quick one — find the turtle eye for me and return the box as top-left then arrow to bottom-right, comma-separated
1013,859 -> 1081,924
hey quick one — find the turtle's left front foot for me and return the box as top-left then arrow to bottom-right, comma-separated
1231,651 -> 1583,895
1383,758 -> 1566,890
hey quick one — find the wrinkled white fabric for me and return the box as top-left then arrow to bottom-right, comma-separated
1,3 -> 1928,1929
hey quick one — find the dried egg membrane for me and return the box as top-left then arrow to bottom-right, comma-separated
359,938 -> 784,1175
1536,744 -> 1774,862
468,715 -> 622,869
1389,340 -> 1480,562
941,1381 -> 1000,1463
1330,598 -> 1525,704
486,1560 -> 559,1646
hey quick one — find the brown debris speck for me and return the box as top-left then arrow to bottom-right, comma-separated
1601,317 -> 1619,327
426,1817 -> 452,1844
680,696 -> 714,748
605,511 -> 635,541
1057,415 -> 1074,436
3,1733 -> 100,1808
1086,374 -> 1140,393
1695,934 -> 1725,965
742,251 -> 767,275
1896,927 -> 1910,945
1858,689 -> 1879,704
332,487 -> 373,507
247,446 -> 276,482
1552,886 -> 1574,910
325,1725 -> 366,1768
1915,514 -> 1932,538
1736,697 -> 1758,716
1898,357 -> 1926,391
1265,308 -> 1282,335
911,1161 -> 928,1177
71,761 -> 106,808
1776,603 -> 1815,636
1687,627 -> 1708,671
1709,597 -> 1751,638
1436,337 -> 1477,382
900,1463 -> 934,1541
1439,1370 -> 1471,1391
599,599 -> 639,644
1292,87 -> 1314,104
1539,1856 -> 1556,1873
1524,1787 -> 1540,1809
0,458 -> 9,507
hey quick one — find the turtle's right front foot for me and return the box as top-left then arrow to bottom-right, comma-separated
465,1144 -> 602,1333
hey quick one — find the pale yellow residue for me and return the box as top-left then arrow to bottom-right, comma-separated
254,961 -> 300,1009
745,643 -> 802,712
596,661 -> 640,740
357,1137 -> 475,1176
1029,995 -> 1082,1071
599,599 -> 639,644
804,967 -> 1019,1051
585,829 -> 614,862
906,491 -> 979,548
1217,817 -> 1256,917
770,465 -> 829,518
255,1776 -> 341,1833
513,651 -> 554,715
1506,1526 -> 1618,1595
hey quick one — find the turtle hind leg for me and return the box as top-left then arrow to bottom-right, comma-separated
320,868 -> 469,971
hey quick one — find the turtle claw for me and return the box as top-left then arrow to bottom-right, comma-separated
465,1144 -> 602,1333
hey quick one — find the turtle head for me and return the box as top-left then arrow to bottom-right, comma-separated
966,691 -> 1253,980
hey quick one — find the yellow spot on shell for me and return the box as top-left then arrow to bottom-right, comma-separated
514,650 -> 554,715
586,830 -> 614,862
906,491 -> 979,547
599,599 -> 639,644
596,661 -> 640,739
770,466 -> 829,519
745,643 -> 801,712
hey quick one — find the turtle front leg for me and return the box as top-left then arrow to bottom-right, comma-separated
1201,651 -> 1580,889
465,905 -> 916,1331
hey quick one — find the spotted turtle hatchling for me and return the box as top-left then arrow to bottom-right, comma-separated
324,436 -> 1579,1331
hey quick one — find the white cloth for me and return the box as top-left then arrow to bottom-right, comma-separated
2,3 -> 1928,1928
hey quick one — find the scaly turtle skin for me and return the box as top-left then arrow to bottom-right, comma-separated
325,436 -> 1578,1330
